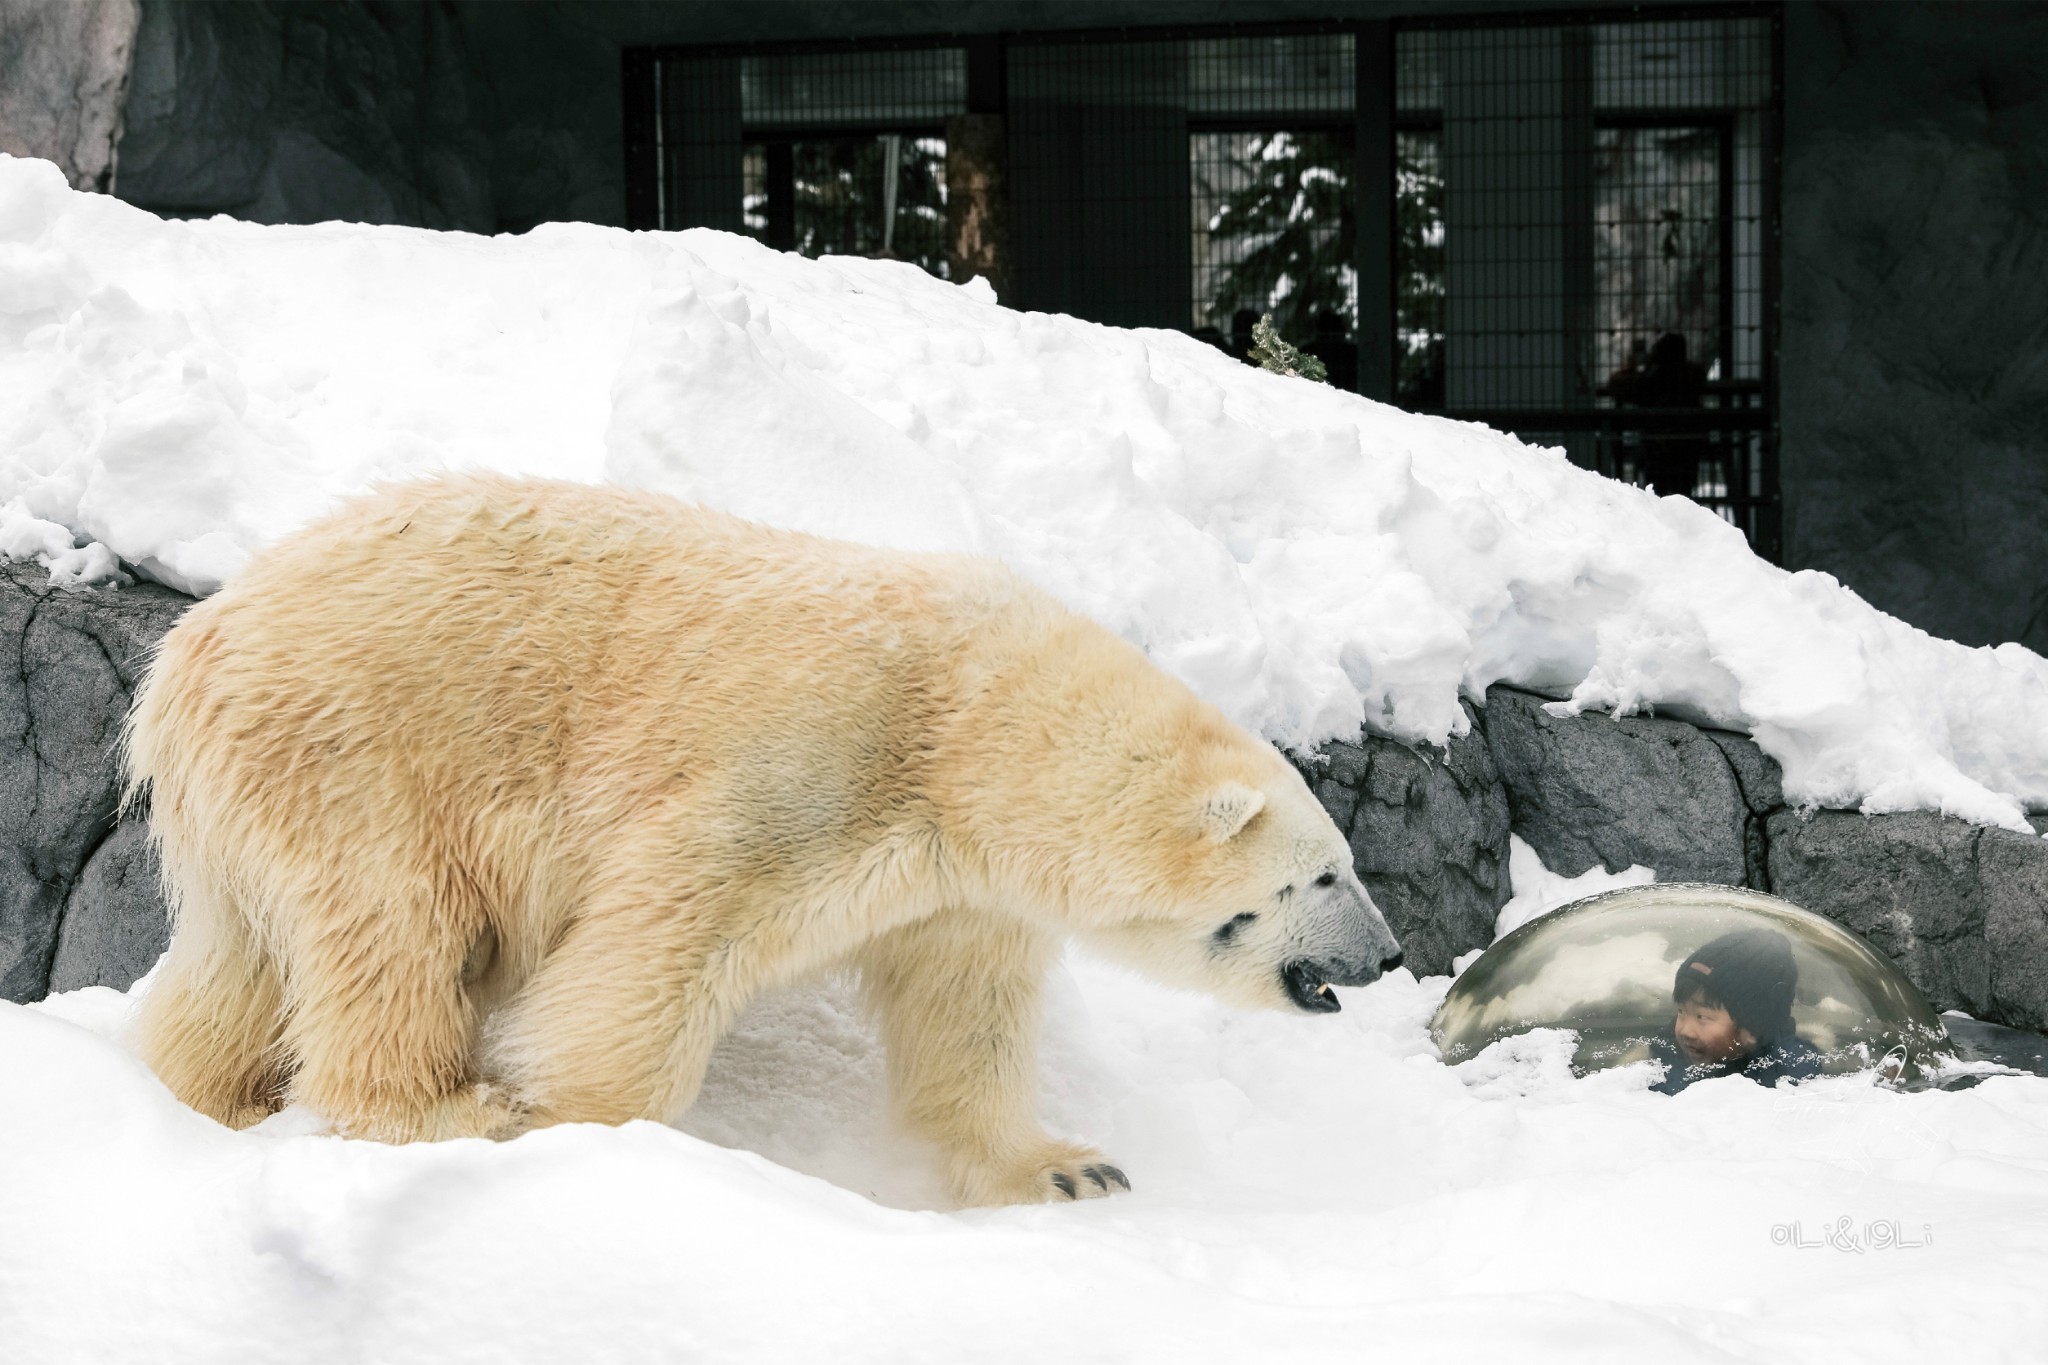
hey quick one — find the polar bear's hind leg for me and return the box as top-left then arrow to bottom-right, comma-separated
135,879 -> 288,1130
276,860 -> 514,1143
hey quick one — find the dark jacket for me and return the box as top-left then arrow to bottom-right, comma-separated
1649,1031 -> 1823,1094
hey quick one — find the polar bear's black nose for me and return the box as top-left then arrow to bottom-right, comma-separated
1380,950 -> 1404,974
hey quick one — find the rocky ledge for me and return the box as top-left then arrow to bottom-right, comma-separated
4,563 -> 2045,1033
1301,687 -> 2048,1031
0,561 -> 185,1001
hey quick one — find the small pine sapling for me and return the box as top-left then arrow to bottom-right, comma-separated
1248,313 -> 1328,383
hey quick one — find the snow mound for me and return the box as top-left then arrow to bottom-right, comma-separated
2,154 -> 2045,828
1492,834 -> 1659,941
7,948 -> 2048,1364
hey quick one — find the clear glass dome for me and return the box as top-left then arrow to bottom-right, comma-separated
1431,884 -> 1954,1088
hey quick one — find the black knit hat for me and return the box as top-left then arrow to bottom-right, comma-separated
1673,928 -> 1799,1044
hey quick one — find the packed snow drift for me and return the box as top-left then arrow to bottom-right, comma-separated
4,155 -> 2048,1364
9,910 -> 2048,1365
0,155 -> 2044,830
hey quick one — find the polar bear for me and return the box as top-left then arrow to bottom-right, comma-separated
127,474 -> 1402,1205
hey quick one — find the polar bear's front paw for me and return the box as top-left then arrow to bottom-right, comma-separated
1044,1159 -> 1131,1201
953,1141 -> 1132,1206
340,1080 -> 524,1143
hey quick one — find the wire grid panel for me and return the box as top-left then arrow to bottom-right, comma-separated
1011,31 -> 1358,353
1394,12 -> 1778,554
743,135 -> 951,272
1007,39 -> 1194,330
1397,17 -> 1771,410
1189,132 -> 1347,321
636,13 -> 1772,533
664,47 -> 964,270
740,48 -> 966,131
658,56 -> 744,233
1394,128 -> 1444,408
1184,32 -> 1357,369
1187,32 -> 1355,117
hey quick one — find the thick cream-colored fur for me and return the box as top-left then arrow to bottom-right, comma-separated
128,473 -> 1391,1204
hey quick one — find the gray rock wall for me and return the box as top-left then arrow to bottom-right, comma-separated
1767,810 -> 2048,1032
49,813 -> 165,993
1481,688 -> 1767,888
0,0 -> 140,192
0,561 -> 187,1001
0,569 -> 2040,1040
1294,702 -> 1510,979
1471,686 -> 2048,1030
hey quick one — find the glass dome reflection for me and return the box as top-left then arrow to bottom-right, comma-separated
1431,884 -> 1953,1088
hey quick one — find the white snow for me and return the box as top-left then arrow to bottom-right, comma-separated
4,155 -> 2048,1361
8,957 -> 2048,1364
0,155 -> 2044,829
0,496 -> 126,586
1492,833 -> 1658,940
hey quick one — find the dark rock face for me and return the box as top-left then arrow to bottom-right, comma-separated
1980,827 -> 2048,1033
1481,687 -> 1764,886
1702,728 -> 1785,889
1297,702 -> 1512,979
1765,809 -> 1988,1016
1782,2 -> 2048,654
1767,809 -> 2048,1031
48,812 -> 167,993
1476,685 -> 2048,1034
117,0 -> 625,232
0,562 -> 189,1002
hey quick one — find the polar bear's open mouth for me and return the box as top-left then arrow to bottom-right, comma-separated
1282,961 -> 1341,1014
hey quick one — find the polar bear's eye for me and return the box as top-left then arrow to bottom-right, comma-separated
1314,871 -> 1338,889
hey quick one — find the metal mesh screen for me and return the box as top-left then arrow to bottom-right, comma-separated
740,48 -> 966,128
651,47 -> 964,274
1008,33 -> 1355,356
629,10 -> 1779,551
1006,40 -> 1193,331
1395,14 -> 1778,549
1182,34 -> 1356,373
740,135 -> 950,272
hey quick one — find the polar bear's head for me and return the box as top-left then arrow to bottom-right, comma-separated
964,664 -> 1405,1014
1065,757 -> 1406,1014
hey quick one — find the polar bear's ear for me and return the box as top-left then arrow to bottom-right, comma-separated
1197,782 -> 1267,841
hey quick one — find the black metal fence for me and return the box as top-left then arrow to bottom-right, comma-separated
623,5 -> 1781,556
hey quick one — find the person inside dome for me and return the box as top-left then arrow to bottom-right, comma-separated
1650,928 -> 1823,1093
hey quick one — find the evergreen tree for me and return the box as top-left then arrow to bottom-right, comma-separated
1204,132 -> 1354,344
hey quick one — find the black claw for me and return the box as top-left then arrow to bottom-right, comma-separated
1050,1171 -> 1077,1199
1083,1165 -> 1109,1190
1100,1165 -> 1130,1191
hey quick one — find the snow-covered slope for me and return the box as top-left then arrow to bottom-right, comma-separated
0,155 -> 2044,829
8,953 -> 2047,1365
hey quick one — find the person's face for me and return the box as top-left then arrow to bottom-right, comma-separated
1673,997 -> 1756,1066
